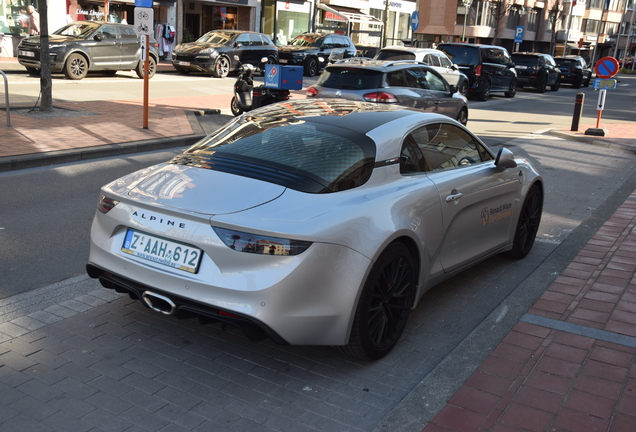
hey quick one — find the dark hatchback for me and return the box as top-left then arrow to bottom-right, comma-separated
172,30 -> 278,78
17,21 -> 160,80
511,52 -> 560,93
554,56 -> 592,88
277,33 -> 357,77
437,42 -> 517,101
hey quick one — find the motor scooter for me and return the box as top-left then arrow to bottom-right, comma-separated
230,56 -> 291,116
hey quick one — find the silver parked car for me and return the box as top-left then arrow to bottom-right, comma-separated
306,60 -> 469,125
375,46 -> 470,95
86,99 -> 543,360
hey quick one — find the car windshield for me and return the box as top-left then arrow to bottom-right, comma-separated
53,23 -> 99,38
170,116 -> 376,193
437,45 -> 479,66
317,67 -> 384,90
196,32 -> 236,45
375,50 -> 416,61
512,55 -> 539,66
289,34 -> 322,47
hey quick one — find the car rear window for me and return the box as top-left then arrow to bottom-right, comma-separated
512,55 -> 539,66
437,45 -> 479,66
171,119 -> 376,193
316,67 -> 384,90
375,50 -> 416,61
556,59 -> 577,67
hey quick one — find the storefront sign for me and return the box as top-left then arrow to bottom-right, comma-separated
325,11 -> 345,21
277,1 -> 310,13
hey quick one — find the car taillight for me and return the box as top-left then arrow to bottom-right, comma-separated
363,92 -> 397,103
97,195 -> 119,214
213,227 -> 312,256
306,86 -> 319,97
475,64 -> 482,77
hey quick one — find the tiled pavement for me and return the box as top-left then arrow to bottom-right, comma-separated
2,57 -> 636,431
423,191 -> 636,432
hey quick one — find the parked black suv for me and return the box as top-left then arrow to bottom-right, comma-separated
437,43 -> 517,101
511,52 -> 560,93
554,55 -> 592,88
277,33 -> 357,77
17,21 -> 159,80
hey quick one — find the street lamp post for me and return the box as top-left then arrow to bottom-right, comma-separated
462,0 -> 473,43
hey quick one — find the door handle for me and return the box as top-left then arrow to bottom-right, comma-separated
446,191 -> 463,202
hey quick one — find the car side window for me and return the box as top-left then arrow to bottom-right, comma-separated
323,36 -> 335,49
262,34 -> 275,46
404,68 -> 426,89
405,123 -> 492,172
438,54 -> 453,68
386,70 -> 404,87
236,34 -> 250,45
98,25 -> 118,39
119,26 -> 137,39
424,54 -> 440,67
425,70 -> 447,92
249,34 -> 262,45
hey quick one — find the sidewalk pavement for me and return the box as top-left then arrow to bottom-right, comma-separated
2,57 -> 636,431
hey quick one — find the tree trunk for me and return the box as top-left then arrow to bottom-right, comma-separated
37,0 -> 52,111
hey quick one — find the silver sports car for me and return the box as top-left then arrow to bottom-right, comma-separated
87,99 -> 543,360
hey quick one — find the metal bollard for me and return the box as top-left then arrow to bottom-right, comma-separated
571,92 -> 585,132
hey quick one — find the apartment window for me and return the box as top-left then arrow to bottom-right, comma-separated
604,22 -> 619,35
526,8 -> 539,32
583,19 -> 599,33
505,6 -> 523,29
589,0 -> 603,8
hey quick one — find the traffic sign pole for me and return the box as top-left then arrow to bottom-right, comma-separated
585,56 -> 618,137
134,6 -> 153,129
143,34 -> 149,129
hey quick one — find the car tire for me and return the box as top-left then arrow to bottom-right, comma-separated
175,68 -> 190,75
25,67 -> 39,76
456,108 -> 468,125
230,96 -> 243,117
304,57 -> 319,77
551,79 -> 560,92
340,242 -> 416,360
504,79 -> 517,98
63,53 -> 88,80
458,80 -> 469,96
136,56 -> 157,79
477,80 -> 491,101
506,184 -> 543,259
212,56 -> 230,78
536,75 -> 546,93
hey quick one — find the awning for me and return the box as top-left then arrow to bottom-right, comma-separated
318,4 -> 382,26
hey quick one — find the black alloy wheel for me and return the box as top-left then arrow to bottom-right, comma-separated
305,58 -> 319,77
477,80 -> 491,101
458,80 -> 469,96
505,79 -> 517,98
536,75 -> 546,93
551,78 -> 560,91
341,242 -> 416,360
456,107 -> 468,125
506,184 -> 543,259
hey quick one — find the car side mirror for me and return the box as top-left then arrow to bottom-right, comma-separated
495,147 -> 517,171
94,34 -> 102,41
234,42 -> 243,48
451,64 -> 458,71
449,85 -> 457,96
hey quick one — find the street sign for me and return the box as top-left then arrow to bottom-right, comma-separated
134,7 -> 154,36
514,26 -> 524,44
411,12 -> 419,32
592,78 -> 617,90
596,89 -> 607,111
594,56 -> 619,79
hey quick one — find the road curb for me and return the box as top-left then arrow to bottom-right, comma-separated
546,129 -> 636,155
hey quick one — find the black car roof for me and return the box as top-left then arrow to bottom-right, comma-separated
242,99 -> 419,135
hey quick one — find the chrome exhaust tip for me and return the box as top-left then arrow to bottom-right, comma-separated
142,291 -> 177,315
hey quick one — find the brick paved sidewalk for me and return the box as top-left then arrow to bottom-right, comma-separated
423,191 -> 636,432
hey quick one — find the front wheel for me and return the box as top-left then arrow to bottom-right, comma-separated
506,184 -> 543,259
458,80 -> 469,96
135,56 -> 157,79
212,56 -> 230,78
63,53 -> 88,80
304,58 -> 319,77
504,79 -> 517,98
551,79 -> 560,92
456,107 -> 468,125
230,96 -> 243,117
340,243 -> 416,360
536,75 -> 546,93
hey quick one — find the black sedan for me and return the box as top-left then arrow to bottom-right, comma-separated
172,30 -> 278,77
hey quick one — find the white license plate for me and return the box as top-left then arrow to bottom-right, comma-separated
279,59 -> 288,64
178,61 -> 190,66
515,65 -> 527,70
122,229 -> 202,274
19,50 -> 35,57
